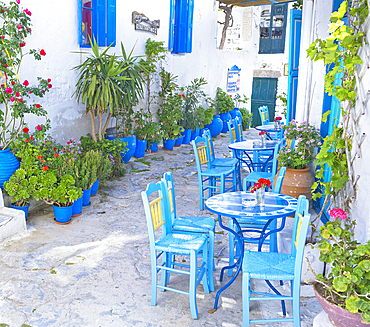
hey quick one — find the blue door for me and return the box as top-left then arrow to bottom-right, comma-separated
286,9 -> 302,122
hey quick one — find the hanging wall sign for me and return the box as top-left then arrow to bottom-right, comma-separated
227,65 -> 241,93
132,11 -> 160,35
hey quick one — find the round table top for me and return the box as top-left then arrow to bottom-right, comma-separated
255,125 -> 283,133
205,191 -> 297,219
229,139 -> 279,152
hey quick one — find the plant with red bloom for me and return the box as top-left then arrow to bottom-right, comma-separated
259,131 -> 267,136
42,166 -> 48,171
39,49 -> 46,56
274,116 -> 282,122
15,91 -> 19,97
54,153 -> 59,158
23,127 -> 29,133
23,80 -> 29,86
25,138 -> 29,142
47,78 -> 51,83
11,81 -> 15,85
35,104 -> 40,108
250,178 -> 271,193
20,41 -> 25,47
37,125 -> 42,131
37,155 -> 42,160
48,84 -> 52,88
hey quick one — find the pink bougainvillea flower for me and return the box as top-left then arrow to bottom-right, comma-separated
16,0 -> 20,4
41,89 -> 45,93
35,103 -> 40,108
48,84 -> 52,88
15,92 -> 19,97
23,80 -> 29,86
329,208 -> 347,220
10,96 -> 15,102
39,49 -> 46,56
23,127 -> 29,133
20,42 -> 25,47
37,124 -> 42,131
5,87 -> 12,94
18,98 -> 22,102
47,78 -> 51,83
23,9 -> 31,16
17,24 -> 22,29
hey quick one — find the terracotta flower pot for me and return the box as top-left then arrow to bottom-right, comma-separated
278,166 -> 314,201
313,283 -> 367,327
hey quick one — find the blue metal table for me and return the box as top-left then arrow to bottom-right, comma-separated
205,191 -> 297,312
255,125 -> 284,140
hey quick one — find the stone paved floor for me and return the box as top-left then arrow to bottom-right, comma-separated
0,129 -> 322,326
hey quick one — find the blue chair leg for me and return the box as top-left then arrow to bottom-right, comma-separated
189,251 -> 198,319
199,176 -> 204,211
242,271 -> 251,327
221,175 -> 225,193
202,242 -> 210,294
292,280 -> 300,326
208,231 -> 215,292
151,254 -> 157,306
161,253 -> 170,289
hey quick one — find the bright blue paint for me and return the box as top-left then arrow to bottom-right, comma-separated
171,0 -> 194,54
107,0 -> 116,46
168,0 -> 175,51
287,9 -> 302,122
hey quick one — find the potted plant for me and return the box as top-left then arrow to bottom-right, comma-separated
212,87 -> 235,133
91,153 -> 112,196
312,208 -> 370,326
133,109 -> 152,158
158,70 -> 184,150
33,171 -> 82,224
277,120 -> 322,202
239,108 -> 253,130
112,42 -> 145,163
180,77 -> 208,144
231,93 -> 247,123
0,0 -> 51,187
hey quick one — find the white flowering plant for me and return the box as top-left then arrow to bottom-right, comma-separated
278,120 -> 322,169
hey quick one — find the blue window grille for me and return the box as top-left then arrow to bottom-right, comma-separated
169,0 -> 194,54
78,0 -> 116,48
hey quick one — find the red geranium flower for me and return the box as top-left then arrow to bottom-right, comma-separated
23,80 -> 29,86
178,94 -> 181,97
48,84 -> 52,88
182,94 -> 185,98
42,166 -> 48,171
20,42 -> 26,47
54,153 -> 59,158
29,91 -> 32,94
47,78 -> 51,83
37,125 -> 42,131
23,127 -> 29,133
41,90 -> 45,93
30,135 -> 33,141
18,98 -> 23,102
11,81 -> 15,85
41,160 -> 44,163
37,155 -> 42,160
35,104 -> 40,108
16,92 -> 19,97
25,138 -> 29,142
259,131 -> 267,136
40,49 -> 46,56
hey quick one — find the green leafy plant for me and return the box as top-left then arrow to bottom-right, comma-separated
72,37 -> 129,142
278,120 -> 321,169
0,1 -> 51,150
180,77 -> 209,131
239,108 -> 252,130
211,87 -> 234,114
315,208 -> 370,323
292,0 -> 303,10
157,70 -> 184,140
277,92 -> 287,118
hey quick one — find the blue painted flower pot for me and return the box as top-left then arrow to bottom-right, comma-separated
220,112 -> 232,133
209,115 -> 223,137
90,179 -> 100,196
11,203 -> 30,221
174,135 -> 184,147
182,129 -> 192,144
82,188 -> 91,207
53,204 -> 73,224
163,138 -> 176,151
190,127 -> 200,141
0,148 -> 20,189
235,108 -> 243,124
107,135 -> 136,164
134,139 -> 147,158
230,108 -> 237,118
72,196 -> 83,217
149,142 -> 158,153
200,128 -> 205,137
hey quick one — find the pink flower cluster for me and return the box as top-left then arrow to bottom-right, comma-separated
329,208 -> 347,220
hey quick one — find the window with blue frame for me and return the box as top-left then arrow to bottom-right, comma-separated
169,0 -> 194,54
78,0 -> 116,47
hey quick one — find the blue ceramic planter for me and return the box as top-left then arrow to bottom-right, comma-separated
107,135 -> 136,164
90,179 -> 100,196
190,127 -> 200,141
209,115 -> 223,137
235,108 -> 243,124
53,204 -> 73,224
82,188 -> 91,207
220,112 -> 232,133
182,129 -> 192,144
0,148 -> 20,189
72,196 -> 83,217
11,203 -> 30,221
149,142 -> 158,153
163,138 -> 176,151
134,139 -> 147,158
174,135 -> 184,147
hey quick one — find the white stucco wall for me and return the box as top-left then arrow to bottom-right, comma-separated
14,0 -> 295,143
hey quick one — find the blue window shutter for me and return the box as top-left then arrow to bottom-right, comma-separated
185,0 -> 194,53
96,0 -> 105,46
168,0 -> 175,52
174,0 -> 187,53
107,0 -> 116,46
78,0 -> 82,45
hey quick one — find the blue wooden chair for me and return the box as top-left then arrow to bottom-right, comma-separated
202,129 -> 240,190
141,181 -> 209,319
242,195 -> 310,326
161,172 -> 216,291
258,106 -> 274,125
243,139 -> 284,189
227,167 -> 287,276
227,119 -> 239,144
192,136 -> 236,210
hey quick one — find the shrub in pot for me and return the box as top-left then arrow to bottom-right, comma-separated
211,87 -> 234,133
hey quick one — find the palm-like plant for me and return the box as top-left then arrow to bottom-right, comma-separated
72,37 -> 130,142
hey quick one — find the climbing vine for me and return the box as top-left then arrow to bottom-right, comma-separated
307,0 -> 368,219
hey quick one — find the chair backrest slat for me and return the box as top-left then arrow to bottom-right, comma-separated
198,145 -> 209,165
150,196 -> 164,231
258,106 -> 270,125
231,127 -> 236,142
